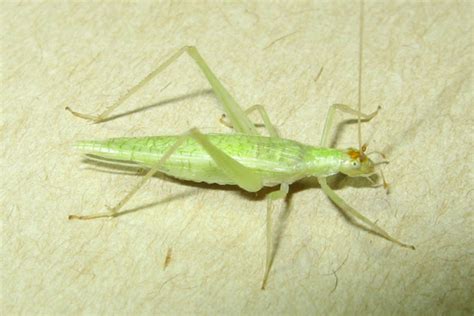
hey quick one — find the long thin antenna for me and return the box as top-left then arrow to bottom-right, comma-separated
357,0 -> 364,153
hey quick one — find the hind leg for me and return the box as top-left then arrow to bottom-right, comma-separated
69,128 -> 263,220
67,46 -> 258,136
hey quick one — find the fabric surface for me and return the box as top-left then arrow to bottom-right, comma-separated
2,1 -> 473,314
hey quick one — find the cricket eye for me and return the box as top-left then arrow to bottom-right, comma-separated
351,160 -> 360,168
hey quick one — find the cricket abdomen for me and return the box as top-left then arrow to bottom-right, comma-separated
74,133 -> 344,187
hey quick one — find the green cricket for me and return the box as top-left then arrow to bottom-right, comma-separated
67,2 -> 414,289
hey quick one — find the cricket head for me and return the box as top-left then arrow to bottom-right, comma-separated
340,145 -> 375,177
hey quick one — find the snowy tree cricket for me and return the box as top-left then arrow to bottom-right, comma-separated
67,2 -> 414,290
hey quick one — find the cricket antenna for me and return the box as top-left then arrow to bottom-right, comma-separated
357,0 -> 364,155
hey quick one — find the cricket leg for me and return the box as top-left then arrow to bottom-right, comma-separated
66,47 -> 189,123
220,104 -> 279,138
318,177 -> 415,249
68,133 -> 191,220
320,104 -> 380,147
66,46 -> 258,136
261,183 -> 289,290
69,128 -> 263,220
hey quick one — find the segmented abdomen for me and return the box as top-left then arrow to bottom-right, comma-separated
74,133 -> 311,186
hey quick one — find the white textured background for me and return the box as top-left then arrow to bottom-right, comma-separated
2,1 -> 473,314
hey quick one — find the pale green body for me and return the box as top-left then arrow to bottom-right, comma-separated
68,42 -> 414,288
75,134 -> 346,187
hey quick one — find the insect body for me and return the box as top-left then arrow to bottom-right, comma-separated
67,3 -> 414,289
76,134 -> 369,188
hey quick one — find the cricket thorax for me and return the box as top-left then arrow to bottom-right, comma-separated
301,146 -> 347,178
